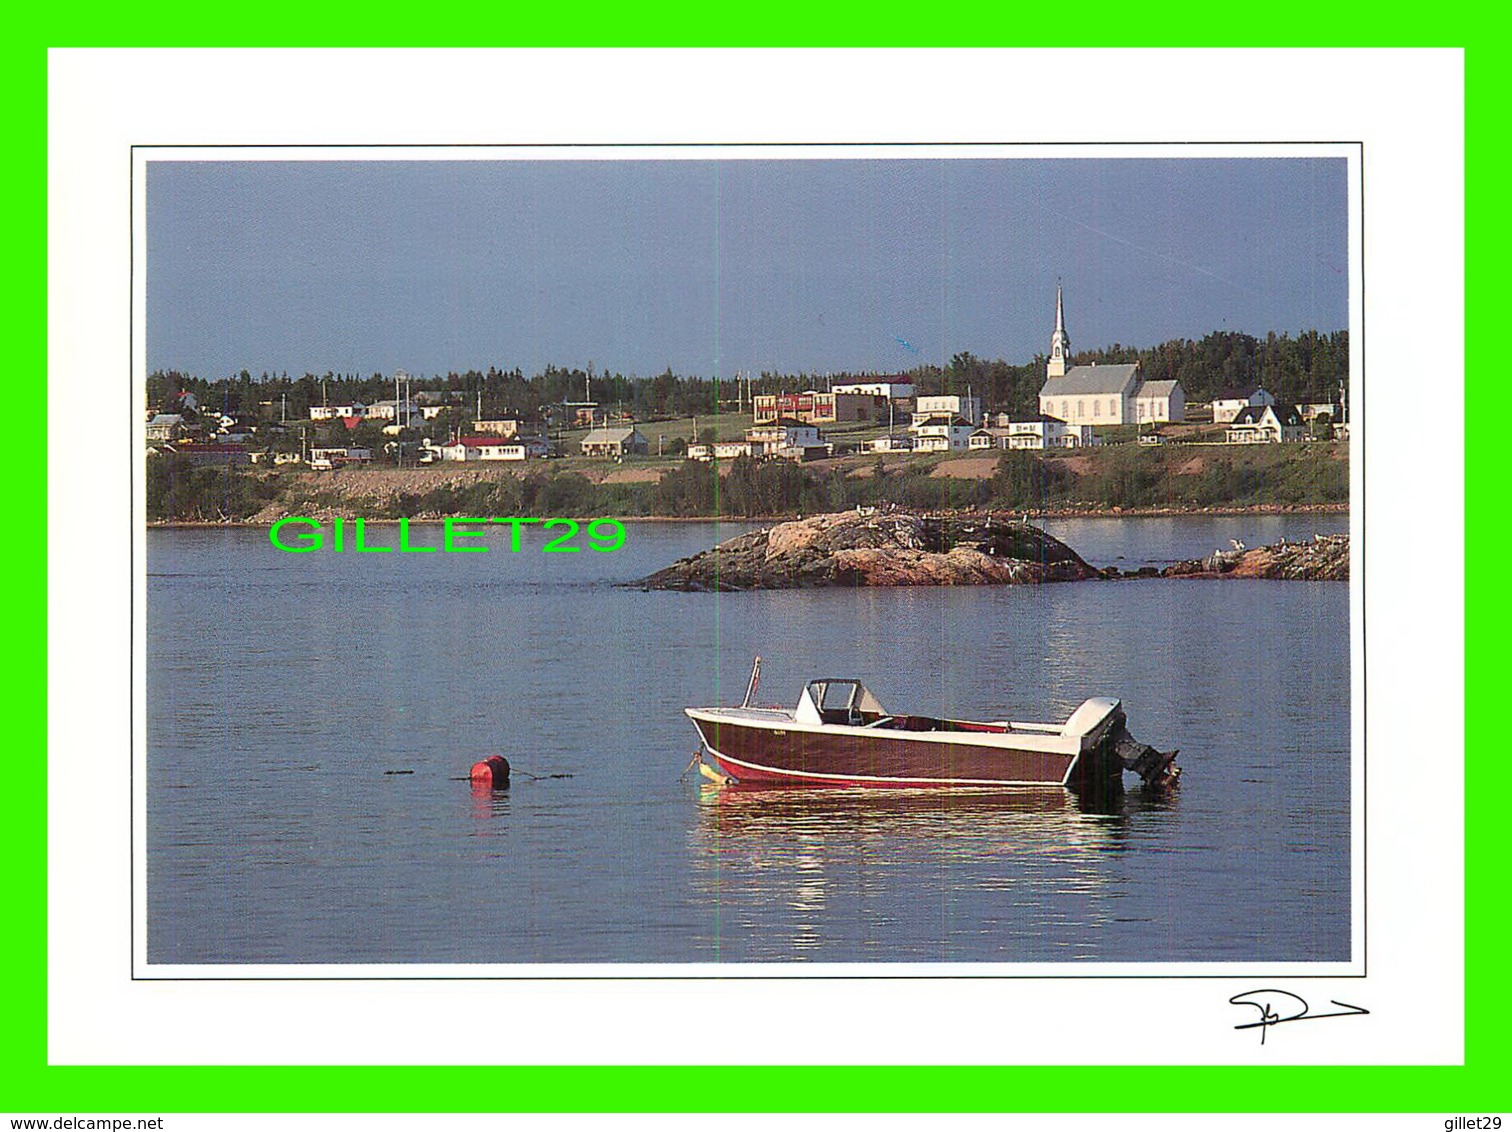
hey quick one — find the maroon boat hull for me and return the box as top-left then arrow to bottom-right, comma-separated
692,715 -> 1090,787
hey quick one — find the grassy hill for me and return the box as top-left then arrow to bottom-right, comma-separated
149,439 -> 1349,522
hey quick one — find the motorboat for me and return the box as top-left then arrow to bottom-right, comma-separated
685,660 -> 1178,793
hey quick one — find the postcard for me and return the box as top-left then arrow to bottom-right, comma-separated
45,48 -> 1464,1072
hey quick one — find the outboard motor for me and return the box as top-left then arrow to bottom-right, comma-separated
1065,697 -> 1180,793
1111,729 -> 1181,790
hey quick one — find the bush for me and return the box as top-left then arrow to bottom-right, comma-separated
146,456 -> 281,521
987,451 -> 1072,509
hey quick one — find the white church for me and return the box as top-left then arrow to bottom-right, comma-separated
1037,286 -> 1184,427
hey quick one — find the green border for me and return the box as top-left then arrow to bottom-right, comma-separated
14,26 -> 1489,1116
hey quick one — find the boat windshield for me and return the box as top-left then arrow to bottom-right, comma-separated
804,680 -> 888,724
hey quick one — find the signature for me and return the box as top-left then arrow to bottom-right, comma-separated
1228,989 -> 1370,1044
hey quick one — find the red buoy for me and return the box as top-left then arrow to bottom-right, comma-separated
469,755 -> 511,788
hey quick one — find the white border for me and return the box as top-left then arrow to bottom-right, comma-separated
49,48 -> 1462,1067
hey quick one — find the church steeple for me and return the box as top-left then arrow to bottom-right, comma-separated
1047,283 -> 1070,379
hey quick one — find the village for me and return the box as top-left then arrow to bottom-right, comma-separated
144,288 -> 1349,480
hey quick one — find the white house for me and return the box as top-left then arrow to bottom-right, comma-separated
581,427 -> 649,457
1298,402 -> 1342,422
1006,415 -> 1097,450
914,394 -> 982,427
833,380 -> 916,399
688,441 -> 755,462
745,421 -> 824,455
309,403 -> 366,421
1135,379 -> 1186,424
1212,387 -> 1276,424
364,399 -> 421,423
472,419 -> 520,437
1226,404 -> 1304,444
909,413 -> 976,453
869,434 -> 914,453
309,446 -> 373,469
438,435 -> 527,461
968,427 -> 1013,451
1039,364 -> 1142,428
145,413 -> 185,441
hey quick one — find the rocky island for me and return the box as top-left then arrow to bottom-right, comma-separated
1158,532 -> 1350,581
642,508 -> 1352,590
641,509 -> 1103,591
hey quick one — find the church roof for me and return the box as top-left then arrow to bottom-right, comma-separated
1040,363 -> 1141,396
1138,379 -> 1181,397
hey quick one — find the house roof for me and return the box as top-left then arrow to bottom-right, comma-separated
1138,380 -> 1181,397
1231,403 -> 1303,427
456,435 -> 520,447
1214,385 -> 1266,402
1040,363 -> 1140,396
147,413 -> 184,425
582,427 -> 641,444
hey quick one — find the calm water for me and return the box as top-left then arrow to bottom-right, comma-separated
146,514 -> 1351,965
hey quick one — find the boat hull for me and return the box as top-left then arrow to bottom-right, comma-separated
690,712 -> 1102,788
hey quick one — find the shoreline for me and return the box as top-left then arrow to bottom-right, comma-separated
147,502 -> 1351,530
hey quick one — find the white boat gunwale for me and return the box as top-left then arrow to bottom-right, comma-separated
683,704 -> 1103,757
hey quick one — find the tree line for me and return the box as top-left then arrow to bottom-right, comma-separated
148,328 -> 1348,425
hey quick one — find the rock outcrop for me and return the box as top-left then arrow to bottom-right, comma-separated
641,509 -> 1103,591
1160,533 -> 1350,581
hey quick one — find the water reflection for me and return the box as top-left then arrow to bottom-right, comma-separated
468,782 -> 512,823
692,784 -> 1130,848
686,784 -> 1160,961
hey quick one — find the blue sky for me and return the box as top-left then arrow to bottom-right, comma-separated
147,156 -> 1347,380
